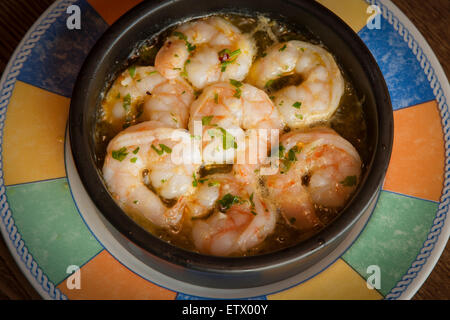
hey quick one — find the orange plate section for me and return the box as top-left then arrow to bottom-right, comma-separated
88,0 -> 144,25
383,100 -> 445,202
58,250 -> 176,300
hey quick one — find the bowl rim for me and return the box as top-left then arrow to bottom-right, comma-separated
69,0 -> 393,273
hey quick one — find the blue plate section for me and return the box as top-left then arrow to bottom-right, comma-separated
176,292 -> 267,300
358,21 -> 435,110
17,0 -> 108,98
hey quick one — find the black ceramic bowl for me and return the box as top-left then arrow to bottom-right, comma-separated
69,0 -> 393,288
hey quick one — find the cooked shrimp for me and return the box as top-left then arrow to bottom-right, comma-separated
189,174 -> 276,256
265,127 -> 361,232
155,17 -> 256,89
247,41 -> 344,128
102,121 -> 201,230
188,81 -> 284,164
102,66 -> 194,129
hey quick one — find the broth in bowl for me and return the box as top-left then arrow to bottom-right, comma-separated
94,14 -> 368,257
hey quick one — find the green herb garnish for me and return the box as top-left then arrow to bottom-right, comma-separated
123,93 -> 131,111
130,157 -> 137,163
208,181 -> 220,187
173,31 -> 196,52
340,175 -> 357,187
217,193 -> 241,212
229,79 -> 243,88
181,59 -> 190,78
192,172 -> 199,187
292,101 -> 302,109
218,127 -> 237,150
202,115 -> 214,126
249,192 -> 255,209
151,144 -> 172,156
279,44 -> 287,52
128,65 -> 136,78
265,79 -> 274,88
112,147 -> 128,161
229,79 -> 243,98
173,31 -> 187,40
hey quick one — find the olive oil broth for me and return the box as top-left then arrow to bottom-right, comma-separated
94,14 -> 369,256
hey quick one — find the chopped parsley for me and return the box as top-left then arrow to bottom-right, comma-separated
233,87 -> 242,98
292,101 -> 302,109
249,192 -> 255,209
151,144 -> 172,156
123,93 -> 131,111
295,114 -> 303,120
229,79 -> 242,98
128,65 -> 136,78
218,127 -> 237,150
181,59 -> 190,78
192,172 -> 199,187
265,79 -> 274,88
279,145 -> 302,173
279,44 -> 287,52
217,193 -> 242,212
112,147 -> 128,161
214,92 -> 219,104
186,42 -> 196,52
172,31 -> 196,52
132,147 -> 140,154
170,112 -> 178,123
340,175 -> 357,187
130,157 -> 137,163
173,31 -> 187,40
208,181 -> 220,187
219,48 -> 241,72
229,79 -> 243,87
278,144 -> 286,158
202,115 -> 214,126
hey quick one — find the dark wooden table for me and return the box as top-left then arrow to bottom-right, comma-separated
0,0 -> 448,300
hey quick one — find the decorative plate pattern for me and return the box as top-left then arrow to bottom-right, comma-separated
0,0 -> 448,300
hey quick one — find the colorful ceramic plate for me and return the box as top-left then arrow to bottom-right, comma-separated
0,0 -> 448,300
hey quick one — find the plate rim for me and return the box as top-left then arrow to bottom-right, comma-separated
0,0 -> 448,300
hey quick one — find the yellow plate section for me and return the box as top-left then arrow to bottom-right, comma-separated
3,81 -> 69,185
268,259 -> 383,300
316,0 -> 371,33
383,100 -> 444,202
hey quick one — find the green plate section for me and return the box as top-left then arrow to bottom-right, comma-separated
5,178 -> 103,285
343,190 -> 438,295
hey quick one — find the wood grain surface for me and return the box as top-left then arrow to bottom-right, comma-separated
0,0 -> 448,300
